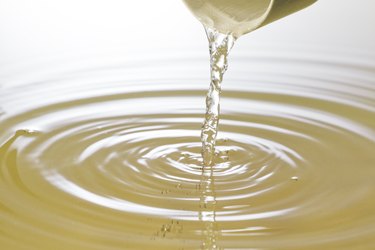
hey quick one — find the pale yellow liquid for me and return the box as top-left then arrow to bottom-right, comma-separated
1,1 -> 375,250
1,52 -> 375,249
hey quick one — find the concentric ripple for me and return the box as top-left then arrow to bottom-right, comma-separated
1,47 -> 375,249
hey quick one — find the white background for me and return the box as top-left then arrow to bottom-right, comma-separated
0,0 -> 374,69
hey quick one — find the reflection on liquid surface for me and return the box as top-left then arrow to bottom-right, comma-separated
1,46 -> 375,249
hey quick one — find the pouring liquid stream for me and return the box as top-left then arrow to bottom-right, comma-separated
201,27 -> 236,166
186,0 -> 319,166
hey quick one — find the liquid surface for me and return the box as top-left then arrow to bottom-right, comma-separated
1,46 -> 375,249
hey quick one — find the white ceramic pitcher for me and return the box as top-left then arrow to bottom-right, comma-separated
183,0 -> 317,38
